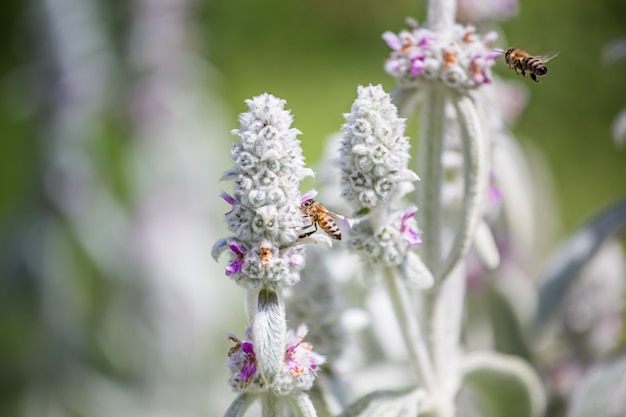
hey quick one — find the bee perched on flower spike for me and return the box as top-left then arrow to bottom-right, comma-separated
299,190 -> 346,241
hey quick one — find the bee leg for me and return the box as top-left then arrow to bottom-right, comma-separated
298,222 -> 318,239
530,73 -> 540,82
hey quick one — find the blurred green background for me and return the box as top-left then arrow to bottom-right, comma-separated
0,0 -> 625,415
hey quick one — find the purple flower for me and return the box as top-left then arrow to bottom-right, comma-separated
401,209 -> 422,246
285,343 -> 305,377
226,241 -> 245,276
382,19 -> 499,90
226,326 -> 325,393
238,341 -> 257,382
228,335 -> 258,384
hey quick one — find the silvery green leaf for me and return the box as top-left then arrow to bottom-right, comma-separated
473,221 -> 500,270
458,351 -> 546,417
224,393 -> 255,417
338,389 -> 426,417
432,265 -> 465,396
535,199 -> 626,328
566,353 -> 626,417
286,391 -> 318,417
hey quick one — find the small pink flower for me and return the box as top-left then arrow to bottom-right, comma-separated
401,209 -> 422,246
382,31 -> 404,51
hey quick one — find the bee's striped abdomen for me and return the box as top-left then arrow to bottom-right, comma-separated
319,217 -> 341,240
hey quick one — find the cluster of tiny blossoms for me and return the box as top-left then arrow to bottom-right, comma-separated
212,94 -> 313,291
383,18 -> 500,90
340,85 -> 421,267
340,84 -> 419,208
227,326 -> 326,395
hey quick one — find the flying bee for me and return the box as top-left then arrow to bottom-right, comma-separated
299,198 -> 344,241
501,48 -> 558,82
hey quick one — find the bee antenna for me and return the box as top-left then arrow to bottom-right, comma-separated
491,48 -> 505,54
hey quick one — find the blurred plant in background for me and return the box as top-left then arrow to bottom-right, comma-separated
1,0 -> 625,416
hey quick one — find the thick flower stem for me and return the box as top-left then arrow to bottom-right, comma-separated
418,87 -> 447,274
261,392 -> 282,417
436,95 -> 488,282
254,289 -> 287,384
384,267 -> 436,393
427,0 -> 457,32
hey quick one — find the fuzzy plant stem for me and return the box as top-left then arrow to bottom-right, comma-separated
254,289 -> 287,384
384,267 -> 437,393
427,0 -> 457,32
261,392 -> 282,417
436,95 -> 488,282
287,391 -> 318,417
418,87 -> 446,274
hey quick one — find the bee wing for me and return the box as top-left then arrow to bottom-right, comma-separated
535,52 -> 558,63
325,209 -> 347,221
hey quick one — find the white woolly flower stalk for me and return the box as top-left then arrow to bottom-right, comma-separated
368,1 -> 492,416
213,94 -> 324,417
384,15 -> 492,282
339,84 -> 435,393
340,85 -> 432,288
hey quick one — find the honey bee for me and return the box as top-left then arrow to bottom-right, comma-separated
300,198 -> 343,241
503,48 -> 558,82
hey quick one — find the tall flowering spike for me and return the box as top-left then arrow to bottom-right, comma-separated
340,84 -> 419,209
383,18 -> 499,90
226,326 -> 326,395
339,85 -> 430,287
214,93 -> 313,290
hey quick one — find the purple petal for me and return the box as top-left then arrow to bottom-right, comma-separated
410,64 -> 425,77
300,189 -> 318,205
241,341 -> 255,356
416,29 -> 435,48
226,256 -> 244,276
406,228 -> 422,245
382,32 -> 403,51
239,357 -> 257,383
220,192 -> 236,205
228,241 -> 245,255
402,208 -> 417,222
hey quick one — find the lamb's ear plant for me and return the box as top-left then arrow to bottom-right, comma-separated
212,1 -> 588,416
330,0 -> 546,415
213,94 -> 325,417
